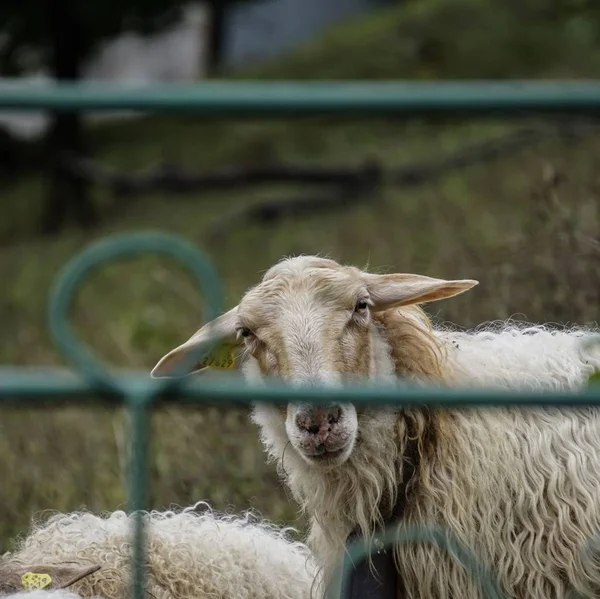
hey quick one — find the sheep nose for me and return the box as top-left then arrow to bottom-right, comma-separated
295,405 -> 342,435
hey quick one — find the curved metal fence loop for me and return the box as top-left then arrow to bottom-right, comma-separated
48,230 -> 224,396
328,523 -> 506,599
46,230 -> 229,599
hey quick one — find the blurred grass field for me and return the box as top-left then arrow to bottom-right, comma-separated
1,0 -> 599,550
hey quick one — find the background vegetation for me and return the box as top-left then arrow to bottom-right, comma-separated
1,0 -> 599,551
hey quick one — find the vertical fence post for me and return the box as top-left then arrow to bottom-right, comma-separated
128,392 -> 151,599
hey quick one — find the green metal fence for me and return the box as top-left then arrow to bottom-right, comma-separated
1,80 -> 600,599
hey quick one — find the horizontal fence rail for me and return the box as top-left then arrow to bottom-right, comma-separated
2,366 -> 600,407
3,80 -> 600,115
1,82 -> 599,599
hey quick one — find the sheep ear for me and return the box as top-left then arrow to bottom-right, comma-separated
151,306 -> 241,379
0,562 -> 100,591
363,273 -> 478,312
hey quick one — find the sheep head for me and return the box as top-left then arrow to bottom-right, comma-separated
151,255 -> 477,467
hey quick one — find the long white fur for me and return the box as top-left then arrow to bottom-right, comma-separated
3,502 -> 318,599
251,321 -> 600,599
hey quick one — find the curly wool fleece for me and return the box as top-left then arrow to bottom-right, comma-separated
5,502 -> 317,599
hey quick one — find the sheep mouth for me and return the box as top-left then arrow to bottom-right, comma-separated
303,446 -> 348,465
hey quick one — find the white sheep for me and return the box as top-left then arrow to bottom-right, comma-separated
0,501 -> 317,599
152,255 -> 600,599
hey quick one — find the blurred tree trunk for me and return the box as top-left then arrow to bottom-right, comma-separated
42,0 -> 97,234
206,2 -> 227,76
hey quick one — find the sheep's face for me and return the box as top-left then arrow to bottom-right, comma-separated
234,258 -> 374,466
151,255 -> 477,467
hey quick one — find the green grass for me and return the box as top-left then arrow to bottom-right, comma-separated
1,0 -> 600,551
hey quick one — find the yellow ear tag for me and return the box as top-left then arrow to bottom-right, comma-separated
198,344 -> 237,370
22,572 -> 52,590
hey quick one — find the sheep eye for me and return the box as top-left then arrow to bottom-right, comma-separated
238,327 -> 253,338
354,300 -> 368,312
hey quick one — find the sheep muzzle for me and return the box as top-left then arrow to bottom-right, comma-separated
286,403 -> 358,465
